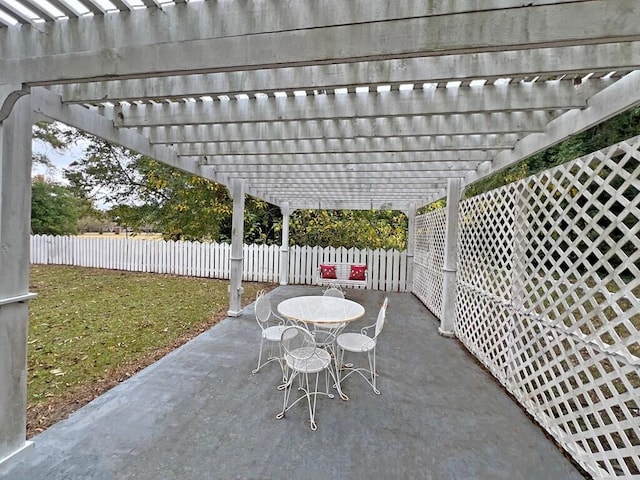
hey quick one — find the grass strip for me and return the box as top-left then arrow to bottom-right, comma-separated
27,265 -> 272,436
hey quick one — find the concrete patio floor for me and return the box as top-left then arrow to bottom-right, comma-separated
3,286 -> 586,480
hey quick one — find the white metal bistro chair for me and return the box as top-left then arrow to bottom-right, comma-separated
322,285 -> 345,298
252,291 -> 288,381
335,297 -> 388,395
276,325 -> 333,430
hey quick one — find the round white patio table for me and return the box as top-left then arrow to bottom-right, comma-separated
277,295 -> 365,326
277,295 -> 365,401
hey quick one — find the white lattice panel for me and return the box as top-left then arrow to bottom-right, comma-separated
413,210 -> 446,318
455,285 -> 515,385
504,137 -> 640,478
414,136 -> 640,478
458,188 -> 518,303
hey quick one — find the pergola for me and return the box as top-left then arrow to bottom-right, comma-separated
2,0 -> 640,470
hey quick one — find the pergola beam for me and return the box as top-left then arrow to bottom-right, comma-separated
219,170 -> 464,180
174,136 -> 517,156
250,189 -> 441,199
144,115 -> 549,143
289,199 -> 433,211
247,180 -> 446,188
52,43 -> 640,104
2,0 -> 579,50
258,187 -> 443,194
196,153 -> 489,167
2,1 -> 639,85
113,83 -> 600,127
466,70 -> 640,185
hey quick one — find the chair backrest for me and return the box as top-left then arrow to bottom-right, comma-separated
373,297 -> 389,339
323,286 -> 345,299
254,292 -> 273,328
280,325 -> 317,362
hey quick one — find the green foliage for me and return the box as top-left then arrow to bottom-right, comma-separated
240,197 -> 282,245
463,107 -> 640,199
64,140 -> 234,240
59,130 -> 409,249
138,160 -> 234,241
28,265 -> 268,407
417,198 -> 446,216
31,178 -> 78,235
289,210 -> 407,250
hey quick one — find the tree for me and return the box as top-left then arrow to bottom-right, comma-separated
63,136 -> 413,248
289,210 -> 407,250
242,198 -> 282,245
31,177 -> 78,235
64,139 -> 236,240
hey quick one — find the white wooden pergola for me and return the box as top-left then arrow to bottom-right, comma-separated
2,0 -> 640,470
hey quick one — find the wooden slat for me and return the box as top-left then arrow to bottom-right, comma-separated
0,1 -> 30,23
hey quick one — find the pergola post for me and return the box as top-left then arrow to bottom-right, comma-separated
405,203 -> 417,293
439,178 -> 462,338
279,203 -> 290,286
227,178 -> 245,317
0,94 -> 36,469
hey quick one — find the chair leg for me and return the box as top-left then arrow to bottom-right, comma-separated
305,372 -> 319,431
252,337 -> 265,374
276,370 -> 297,420
367,349 -> 380,395
254,340 -> 287,382
276,368 -> 333,430
336,347 -> 381,395
336,346 -> 346,388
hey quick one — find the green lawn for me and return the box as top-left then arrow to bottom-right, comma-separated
28,265 -> 270,408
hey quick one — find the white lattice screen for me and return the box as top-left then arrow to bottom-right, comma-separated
413,136 -> 640,479
413,208 -> 446,317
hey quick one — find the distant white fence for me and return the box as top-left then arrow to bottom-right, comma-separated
413,136 -> 640,479
30,236 -> 408,292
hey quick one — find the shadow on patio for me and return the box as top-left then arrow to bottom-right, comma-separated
4,286 -> 585,480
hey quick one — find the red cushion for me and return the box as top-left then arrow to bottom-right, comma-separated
320,264 -> 337,279
349,265 -> 367,281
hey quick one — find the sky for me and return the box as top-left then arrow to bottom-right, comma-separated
32,132 -> 88,184
31,123 -> 92,184
31,134 -> 114,209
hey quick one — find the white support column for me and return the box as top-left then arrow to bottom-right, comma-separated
227,178 -> 245,317
405,203 -> 417,293
0,94 -> 36,470
279,203 -> 290,286
439,178 -> 462,338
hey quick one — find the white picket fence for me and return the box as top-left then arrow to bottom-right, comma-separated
30,235 -> 408,292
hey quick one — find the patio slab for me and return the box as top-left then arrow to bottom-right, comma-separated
2,286 -> 586,479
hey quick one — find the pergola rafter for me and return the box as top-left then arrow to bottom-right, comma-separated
173,136 -> 519,156
49,42 -> 640,104
107,82 -> 602,127
143,115 -> 551,143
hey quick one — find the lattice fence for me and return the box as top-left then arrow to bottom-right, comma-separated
413,209 -> 446,317
413,136 -> 640,478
